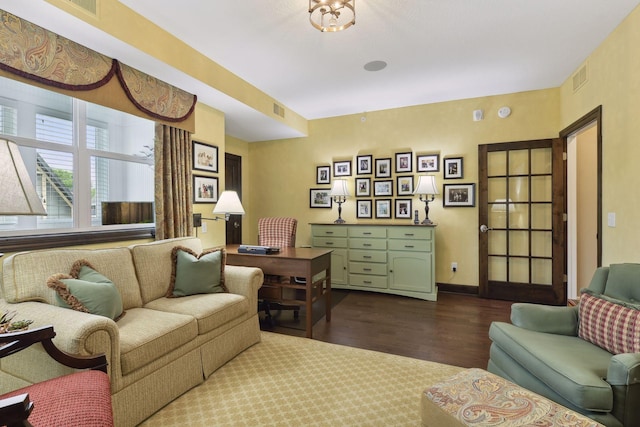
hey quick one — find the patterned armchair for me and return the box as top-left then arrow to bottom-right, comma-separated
257,217 -> 300,324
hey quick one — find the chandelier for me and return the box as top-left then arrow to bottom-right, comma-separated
309,0 -> 355,32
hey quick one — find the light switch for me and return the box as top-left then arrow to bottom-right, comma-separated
202,222 -> 208,233
607,212 -> 616,227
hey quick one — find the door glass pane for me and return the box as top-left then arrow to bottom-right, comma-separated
531,231 -> 552,257
509,258 -> 529,283
531,204 -> 552,229
532,259 -> 552,285
488,256 -> 507,281
509,231 -> 529,256
488,151 -> 506,176
531,175 -> 552,202
489,230 -> 507,255
509,150 -> 529,175
531,148 -> 552,174
488,177 -> 506,202
489,210 -> 507,229
509,177 -> 529,202
511,208 -> 529,229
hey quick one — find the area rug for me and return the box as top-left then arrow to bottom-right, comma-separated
140,331 -> 463,426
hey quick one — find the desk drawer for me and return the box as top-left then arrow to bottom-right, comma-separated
349,250 -> 387,263
349,274 -> 388,289
349,227 -> 386,238
388,239 -> 431,252
350,238 -> 386,251
313,226 -> 348,237
349,262 -> 387,276
313,237 -> 347,248
388,227 -> 433,240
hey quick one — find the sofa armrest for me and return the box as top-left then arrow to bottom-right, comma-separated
607,353 -> 640,385
510,303 -> 579,335
224,265 -> 263,315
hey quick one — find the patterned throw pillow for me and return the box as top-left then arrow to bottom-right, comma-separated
47,259 -> 124,320
578,292 -> 640,354
166,246 -> 227,297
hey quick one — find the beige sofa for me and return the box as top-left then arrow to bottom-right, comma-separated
0,237 -> 263,426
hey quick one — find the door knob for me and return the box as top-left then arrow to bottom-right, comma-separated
480,224 -> 492,233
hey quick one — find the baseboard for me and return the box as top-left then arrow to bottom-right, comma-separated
437,283 -> 479,295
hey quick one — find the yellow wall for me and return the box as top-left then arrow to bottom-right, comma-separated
246,90 -> 560,287
560,6 -> 640,266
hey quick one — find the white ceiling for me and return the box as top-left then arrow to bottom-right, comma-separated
1,1 -> 639,141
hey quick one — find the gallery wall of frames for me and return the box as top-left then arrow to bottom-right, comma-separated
311,151 -> 475,220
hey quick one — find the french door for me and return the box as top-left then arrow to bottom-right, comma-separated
478,139 -> 566,305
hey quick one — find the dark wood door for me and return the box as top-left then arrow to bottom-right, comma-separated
478,139 -> 566,305
225,153 -> 242,244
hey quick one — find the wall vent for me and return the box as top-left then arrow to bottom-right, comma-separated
572,63 -> 588,92
67,0 -> 97,16
273,103 -> 285,118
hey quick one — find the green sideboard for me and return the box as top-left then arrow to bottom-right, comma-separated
311,223 -> 437,301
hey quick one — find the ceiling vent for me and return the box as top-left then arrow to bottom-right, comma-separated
572,63 -> 588,92
67,0 -> 98,16
273,103 -> 285,118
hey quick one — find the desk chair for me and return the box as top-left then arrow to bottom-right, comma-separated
0,325 -> 112,426
257,217 -> 300,324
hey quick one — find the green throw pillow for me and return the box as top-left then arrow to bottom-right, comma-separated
47,260 -> 124,320
167,246 -> 227,297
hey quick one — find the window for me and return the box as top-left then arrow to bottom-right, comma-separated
0,77 -> 155,236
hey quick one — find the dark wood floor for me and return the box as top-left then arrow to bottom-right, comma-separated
260,290 -> 513,369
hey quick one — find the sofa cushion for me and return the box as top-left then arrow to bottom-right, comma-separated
145,292 -> 248,335
489,322 -> 613,412
130,237 -> 203,304
604,263 -> 640,303
167,246 -> 227,297
579,292 -> 640,355
116,307 -> 198,375
46,260 -> 124,320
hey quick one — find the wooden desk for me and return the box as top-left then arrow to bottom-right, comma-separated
225,245 -> 332,338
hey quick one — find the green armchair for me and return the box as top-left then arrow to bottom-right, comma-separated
488,264 -> 640,427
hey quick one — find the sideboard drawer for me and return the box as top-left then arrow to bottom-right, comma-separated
349,274 -> 388,289
388,239 -> 432,252
349,227 -> 387,238
349,238 -> 387,251
388,227 -> 433,240
349,262 -> 387,276
313,225 -> 348,237
349,250 -> 387,263
312,237 -> 347,248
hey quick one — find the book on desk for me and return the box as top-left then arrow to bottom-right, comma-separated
237,245 -> 280,255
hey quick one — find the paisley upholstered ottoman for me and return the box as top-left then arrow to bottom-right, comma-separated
421,368 -> 604,426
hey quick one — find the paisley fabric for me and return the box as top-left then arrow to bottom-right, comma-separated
423,368 -> 603,426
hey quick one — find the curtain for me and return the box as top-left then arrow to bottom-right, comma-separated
155,124 -> 193,240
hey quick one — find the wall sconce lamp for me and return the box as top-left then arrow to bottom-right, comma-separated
329,179 -> 349,223
193,191 -> 245,231
413,175 -> 438,225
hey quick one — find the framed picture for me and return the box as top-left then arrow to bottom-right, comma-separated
310,188 -> 332,208
373,180 -> 393,197
395,152 -> 412,173
417,154 -> 440,172
444,157 -> 463,179
375,158 -> 392,178
192,141 -> 218,172
193,175 -> 218,203
375,199 -> 392,219
395,199 -> 412,219
443,183 -> 476,207
396,175 -> 414,196
333,160 -> 352,177
355,177 -> 371,197
317,166 -> 330,184
357,199 -> 372,218
356,155 -> 373,175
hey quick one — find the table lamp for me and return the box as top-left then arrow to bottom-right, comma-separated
329,179 -> 349,223
413,175 -> 438,225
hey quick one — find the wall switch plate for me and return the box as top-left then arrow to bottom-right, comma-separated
607,212 -> 616,227
202,222 -> 208,233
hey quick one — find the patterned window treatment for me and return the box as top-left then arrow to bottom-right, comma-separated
155,124 -> 194,240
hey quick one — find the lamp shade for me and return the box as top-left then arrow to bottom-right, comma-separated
329,179 -> 350,197
0,139 -> 47,215
213,191 -> 245,215
413,175 -> 439,196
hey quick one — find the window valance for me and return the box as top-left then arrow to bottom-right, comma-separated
0,9 -> 196,125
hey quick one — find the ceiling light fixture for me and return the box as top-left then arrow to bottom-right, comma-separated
309,0 -> 355,33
